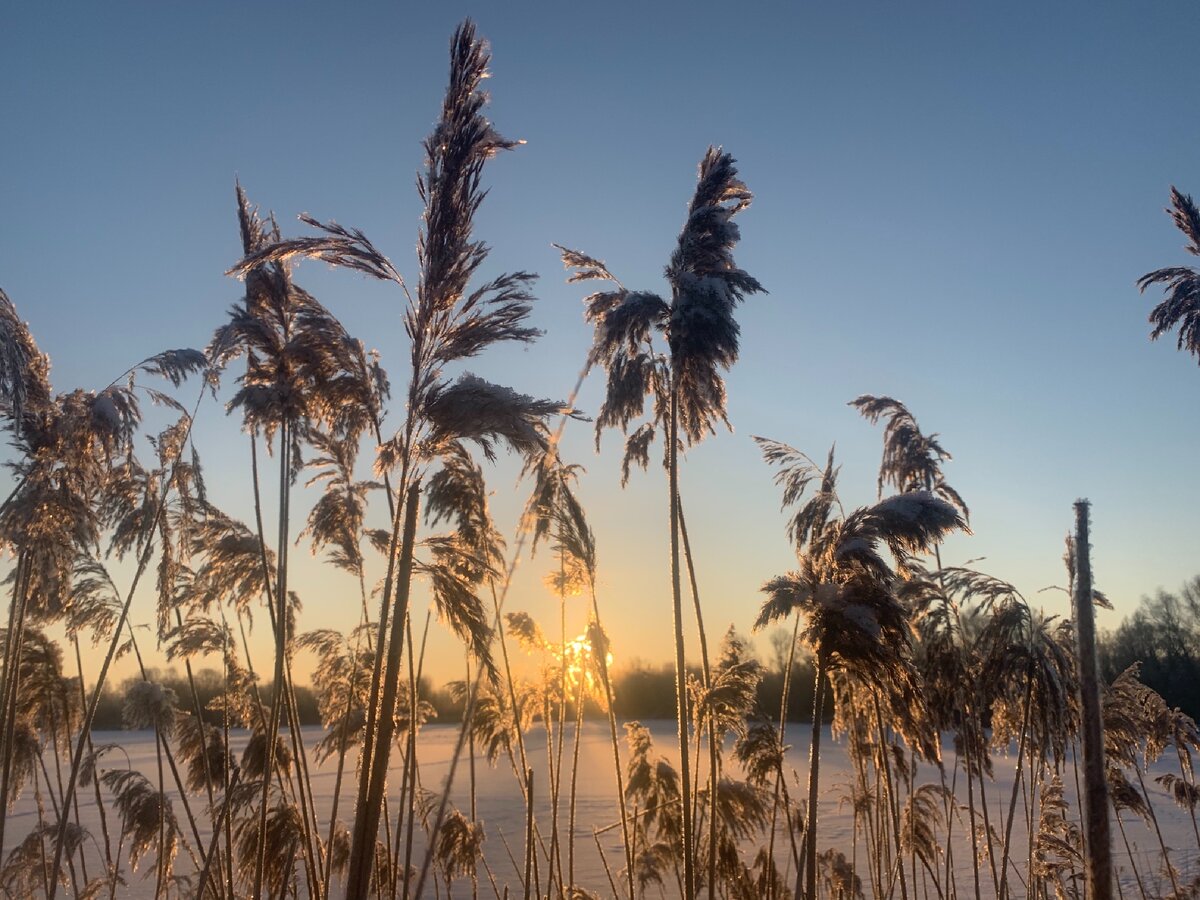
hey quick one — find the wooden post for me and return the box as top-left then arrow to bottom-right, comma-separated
1073,500 -> 1113,900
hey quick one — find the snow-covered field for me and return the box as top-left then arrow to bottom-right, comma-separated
11,722 -> 1196,898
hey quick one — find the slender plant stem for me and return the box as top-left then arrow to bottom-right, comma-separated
71,638 -> 115,880
0,552 -> 31,862
347,483 -> 422,897
997,653 -> 1035,900
567,675 -> 584,890
468,653 -> 479,900
675,497 -> 718,900
154,723 -> 167,900
766,613 -> 801,900
667,388 -> 695,900
196,767 -> 241,900
346,454 -> 412,897
586,580 -> 634,900
1114,812 -> 1148,900
48,383 -> 206,900
524,768 -> 535,900
799,651 -> 826,900
874,694 -> 909,900
401,612 -> 432,900
1131,758 -> 1182,898
547,585 -> 567,900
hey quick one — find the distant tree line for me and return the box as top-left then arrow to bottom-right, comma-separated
89,639 -> 831,731
90,581 -> 1199,733
91,669 -> 321,730
1099,575 -> 1200,720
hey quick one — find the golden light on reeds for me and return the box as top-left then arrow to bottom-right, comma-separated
1,15 -> 1198,900
559,630 -> 613,704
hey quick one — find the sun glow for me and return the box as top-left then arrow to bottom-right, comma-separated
558,630 -> 613,704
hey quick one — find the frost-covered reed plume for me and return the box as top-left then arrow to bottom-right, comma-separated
228,20 -> 564,897
0,281 -> 209,900
215,182 -> 375,897
7,21 -> 1200,900
1138,185 -> 1200,362
511,445 -> 632,896
850,396 -> 968,528
755,437 -> 965,900
559,146 -> 764,900
852,395 -> 979,899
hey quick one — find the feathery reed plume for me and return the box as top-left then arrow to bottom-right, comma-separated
101,769 -> 179,880
217,182 -> 364,896
734,722 -> 787,789
756,436 -> 965,900
297,626 -> 374,758
420,439 -> 507,674
328,821 -> 351,881
694,777 -> 771,894
1107,766 -> 1150,822
1156,772 -> 1200,814
233,801 -> 306,896
0,823 -> 85,898
301,429 -> 382,578
34,347 -> 210,900
851,395 -> 968,521
561,147 -> 764,900
1032,774 -> 1084,898
162,614 -> 231,662
625,722 -> 683,855
64,557 -> 126,651
175,713 -> 231,794
448,679 -> 523,766
1137,186 -> 1200,362
696,628 -> 763,745
430,808 -> 484,894
817,849 -> 865,900
748,846 -> 793,900
122,680 -> 178,734
979,598 -> 1078,898
900,784 -> 948,885
664,149 -> 766,443
0,289 -> 52,431
183,507 -> 277,619
241,728 -> 293,782
522,441 -> 636,898
1,719 -> 40,809
235,22 -> 571,894
1102,664 -> 1185,897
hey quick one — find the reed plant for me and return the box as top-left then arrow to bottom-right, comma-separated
558,144 -> 765,900
3,21 -> 1200,900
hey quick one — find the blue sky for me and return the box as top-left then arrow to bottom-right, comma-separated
2,2 -> 1199,683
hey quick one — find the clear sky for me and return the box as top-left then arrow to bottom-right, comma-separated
2,2 -> 1198,687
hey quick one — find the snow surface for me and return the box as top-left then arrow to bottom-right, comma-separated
11,723 -> 1196,898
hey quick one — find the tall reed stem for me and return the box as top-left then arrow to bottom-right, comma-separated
0,553 -> 30,861
48,383 -> 206,900
766,612 -> 801,899
346,483 -> 421,897
667,388 -> 695,900
524,768 -> 535,900
799,651 -> 827,900
675,498 -> 718,900
997,652 -> 1035,899
586,581 -> 635,900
